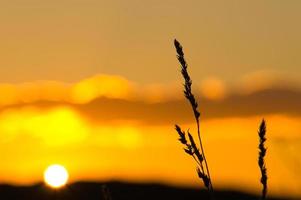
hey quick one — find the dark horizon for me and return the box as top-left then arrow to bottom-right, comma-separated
0,181 -> 294,200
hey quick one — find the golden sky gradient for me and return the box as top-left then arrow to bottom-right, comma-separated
0,75 -> 300,198
0,0 -> 301,198
1,1 -> 301,84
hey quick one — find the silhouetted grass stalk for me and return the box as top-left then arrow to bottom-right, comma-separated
101,185 -> 112,200
174,39 -> 214,199
258,119 -> 268,200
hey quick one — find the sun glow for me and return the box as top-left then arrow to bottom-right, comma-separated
44,164 -> 69,188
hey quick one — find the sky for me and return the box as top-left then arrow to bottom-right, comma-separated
1,0 -> 301,84
0,0 -> 301,198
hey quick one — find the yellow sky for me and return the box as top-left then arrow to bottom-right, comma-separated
0,75 -> 300,198
0,106 -> 300,197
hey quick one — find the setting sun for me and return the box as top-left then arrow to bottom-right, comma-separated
44,164 -> 69,188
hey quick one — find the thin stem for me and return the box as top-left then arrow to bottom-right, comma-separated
196,119 -> 214,195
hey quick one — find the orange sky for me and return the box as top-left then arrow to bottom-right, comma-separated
0,1 -> 301,85
0,0 -> 301,198
0,75 -> 300,198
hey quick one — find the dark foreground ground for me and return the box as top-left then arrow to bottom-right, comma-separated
0,181 -> 294,200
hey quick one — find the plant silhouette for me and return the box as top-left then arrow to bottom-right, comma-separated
173,39 -> 214,199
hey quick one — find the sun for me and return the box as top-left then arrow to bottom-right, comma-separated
44,164 -> 69,188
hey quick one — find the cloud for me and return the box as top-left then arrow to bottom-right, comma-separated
134,82 -> 182,103
0,74 -> 181,106
1,88 -> 301,125
1,73 -> 301,125
70,74 -> 134,103
0,74 -> 135,106
0,81 -> 70,106
74,88 -> 301,124
199,77 -> 227,100
238,70 -> 301,94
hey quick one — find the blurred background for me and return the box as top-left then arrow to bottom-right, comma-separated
0,0 -> 301,199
